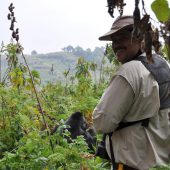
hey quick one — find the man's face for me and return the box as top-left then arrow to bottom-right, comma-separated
111,30 -> 141,63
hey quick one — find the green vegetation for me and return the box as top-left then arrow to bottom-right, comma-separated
0,41 -> 115,170
1,0 -> 170,169
1,45 -> 105,84
0,41 -> 169,170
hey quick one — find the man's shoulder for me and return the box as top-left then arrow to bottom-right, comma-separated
122,60 -> 142,67
117,60 -> 148,75
116,60 -> 152,90
115,59 -> 158,95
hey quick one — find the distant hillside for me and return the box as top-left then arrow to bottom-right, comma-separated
25,47 -> 105,83
23,47 -> 105,84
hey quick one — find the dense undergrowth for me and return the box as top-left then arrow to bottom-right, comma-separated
0,42 -> 170,170
0,41 -> 114,170
1,0 -> 170,169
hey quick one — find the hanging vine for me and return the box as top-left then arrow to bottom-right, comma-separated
7,3 -> 54,152
106,0 -> 170,63
107,0 -> 126,17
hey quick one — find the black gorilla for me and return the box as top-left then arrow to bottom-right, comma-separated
52,112 -> 96,152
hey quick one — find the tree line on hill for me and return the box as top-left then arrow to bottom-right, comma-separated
31,45 -> 105,61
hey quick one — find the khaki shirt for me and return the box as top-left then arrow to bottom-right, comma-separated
92,60 -> 170,170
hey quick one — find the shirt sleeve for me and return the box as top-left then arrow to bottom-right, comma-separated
92,75 -> 135,134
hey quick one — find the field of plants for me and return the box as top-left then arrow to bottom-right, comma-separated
0,40 -> 116,169
0,41 -> 170,170
1,0 -> 170,169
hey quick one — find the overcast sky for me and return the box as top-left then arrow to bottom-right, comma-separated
1,0 -> 157,54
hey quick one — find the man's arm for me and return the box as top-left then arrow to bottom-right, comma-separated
92,75 -> 135,134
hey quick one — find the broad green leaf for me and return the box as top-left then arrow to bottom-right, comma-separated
151,0 -> 170,22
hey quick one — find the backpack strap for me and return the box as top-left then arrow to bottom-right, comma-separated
107,118 -> 149,170
135,54 -> 170,110
116,118 -> 150,130
107,132 -> 116,170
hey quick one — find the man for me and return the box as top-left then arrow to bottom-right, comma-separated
92,15 -> 170,170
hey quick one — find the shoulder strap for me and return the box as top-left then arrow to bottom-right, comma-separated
116,118 -> 149,130
107,132 -> 116,170
135,54 -> 170,84
135,54 -> 170,109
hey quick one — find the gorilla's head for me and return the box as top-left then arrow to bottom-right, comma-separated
65,112 -> 88,130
